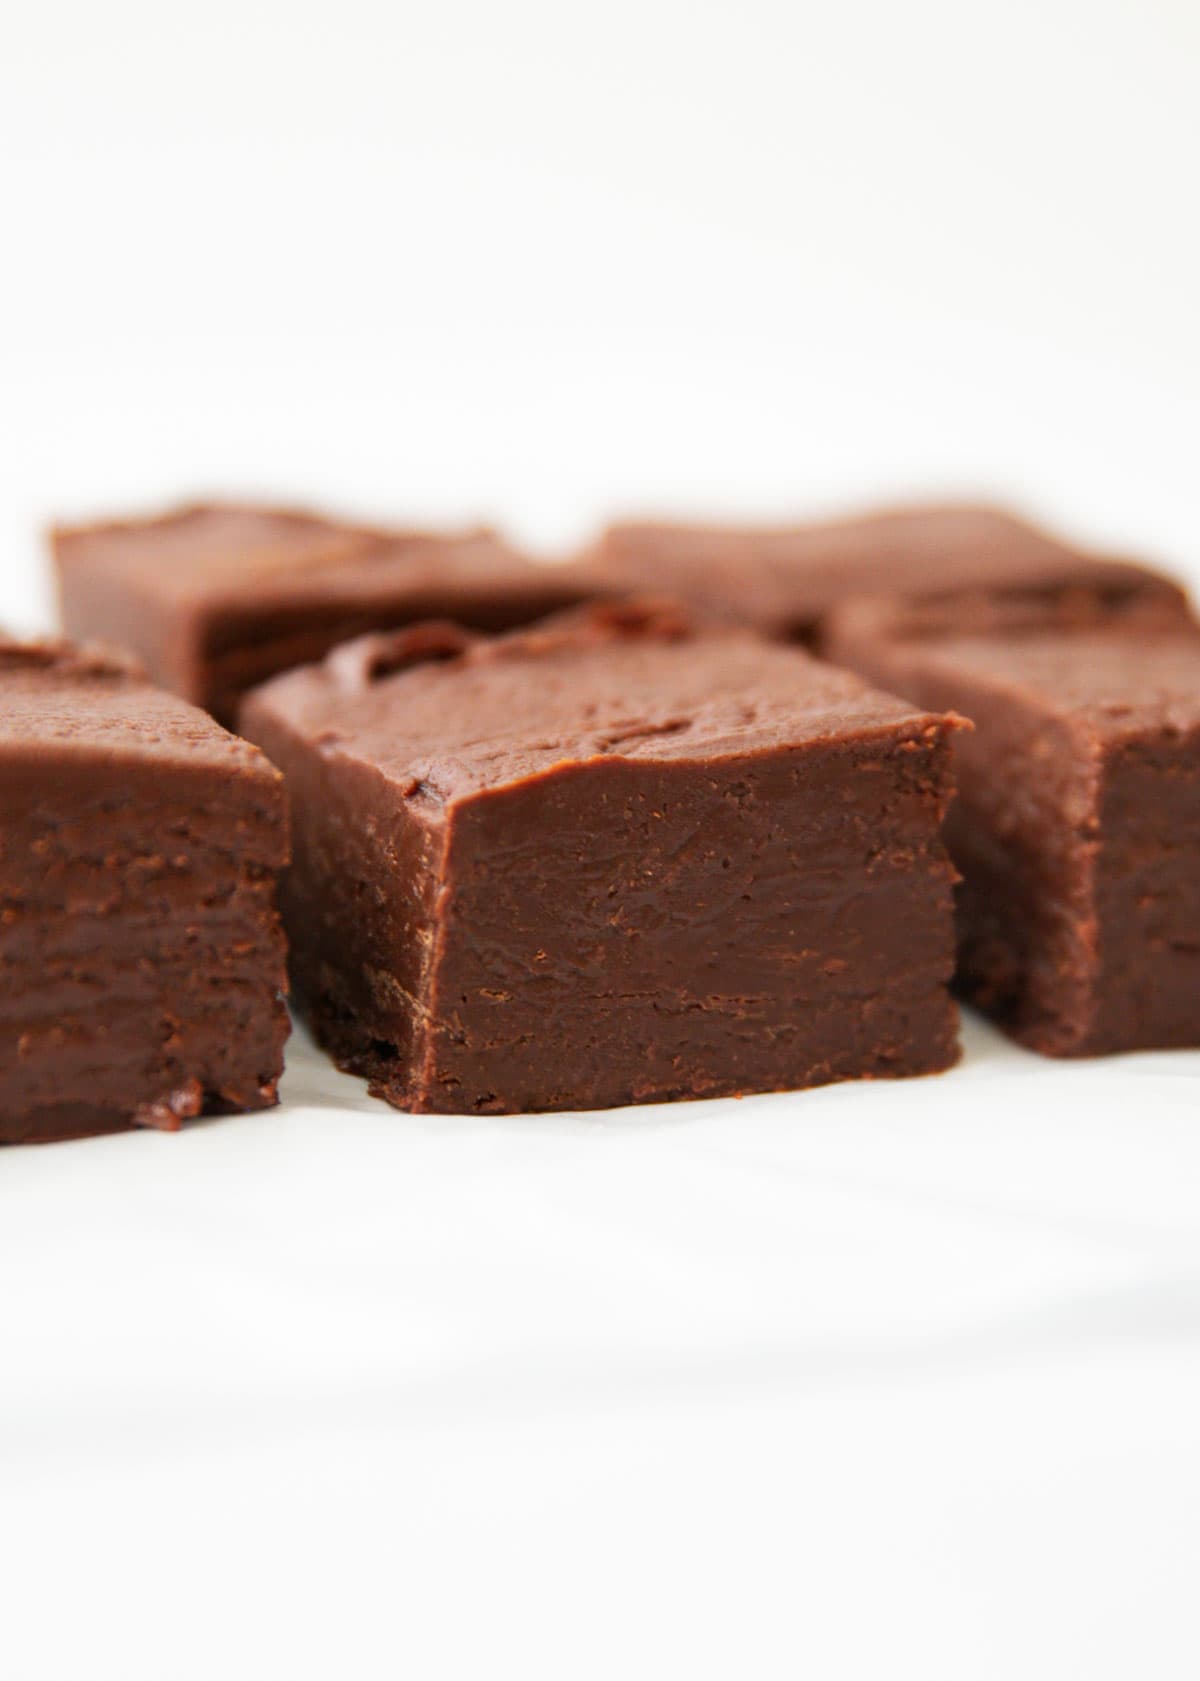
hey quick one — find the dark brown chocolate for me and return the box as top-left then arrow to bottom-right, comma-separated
0,638 -> 290,1142
596,504 -> 1193,645
241,602 -> 965,1113
825,610 -> 1200,1056
53,502 -> 603,725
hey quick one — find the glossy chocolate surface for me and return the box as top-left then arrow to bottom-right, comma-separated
242,603 -> 965,1113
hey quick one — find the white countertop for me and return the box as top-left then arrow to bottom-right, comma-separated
2,0 -> 1198,1670
3,1017 -> 1198,1679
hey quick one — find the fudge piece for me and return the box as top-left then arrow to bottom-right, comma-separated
595,504 -> 1192,646
53,501 -> 603,725
241,602 -> 965,1114
825,607 -> 1200,1055
0,638 -> 290,1142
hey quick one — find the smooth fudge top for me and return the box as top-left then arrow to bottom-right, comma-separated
596,504 -> 1192,639
242,603 -> 958,807
851,629 -> 1200,742
0,636 -> 281,782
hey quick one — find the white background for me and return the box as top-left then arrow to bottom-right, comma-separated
1,3 -> 1199,1677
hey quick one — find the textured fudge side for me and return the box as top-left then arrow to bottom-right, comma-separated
241,605 -> 965,1113
594,504 -> 1192,644
0,641 -> 290,1142
824,620 -> 1200,1055
54,501 -> 598,724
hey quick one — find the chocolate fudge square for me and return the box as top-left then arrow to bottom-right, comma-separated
241,603 -> 965,1113
825,613 -> 1200,1055
0,639 -> 290,1142
53,501 -> 601,725
596,504 -> 1192,646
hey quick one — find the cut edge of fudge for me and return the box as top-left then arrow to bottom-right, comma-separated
241,600 -> 969,1114
0,635 -> 292,1143
822,618 -> 1200,1057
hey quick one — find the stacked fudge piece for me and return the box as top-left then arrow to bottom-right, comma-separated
0,638 -> 289,1141
10,492 -> 1196,1137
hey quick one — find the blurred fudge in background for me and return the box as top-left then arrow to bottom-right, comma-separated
53,502 -> 604,725
593,504 -> 1194,647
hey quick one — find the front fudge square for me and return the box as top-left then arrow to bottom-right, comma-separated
241,605 -> 965,1113
825,621 -> 1200,1056
53,501 -> 600,726
0,640 -> 290,1143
